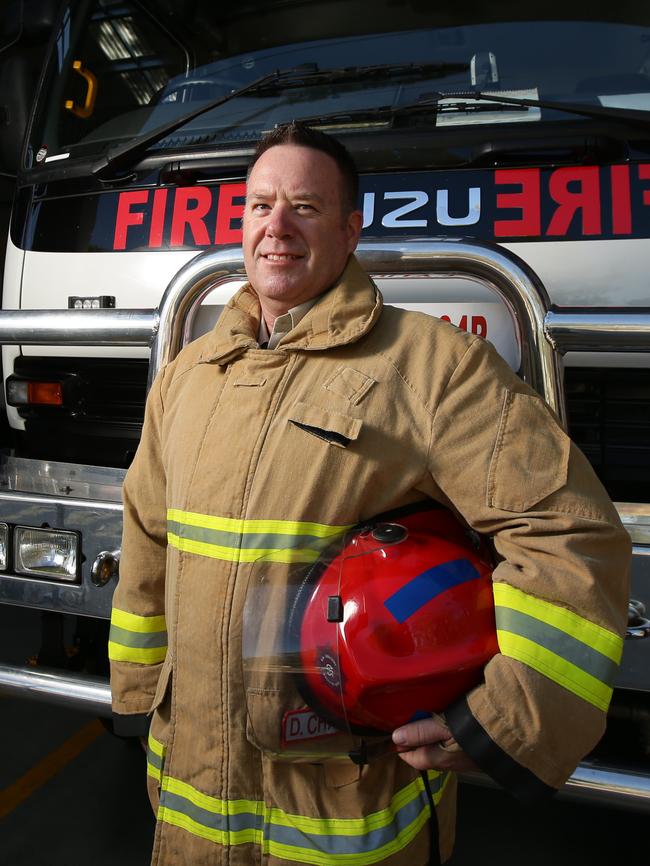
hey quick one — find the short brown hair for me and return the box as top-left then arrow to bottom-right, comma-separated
248,122 -> 359,214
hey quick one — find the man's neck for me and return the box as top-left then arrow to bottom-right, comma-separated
257,297 -> 320,349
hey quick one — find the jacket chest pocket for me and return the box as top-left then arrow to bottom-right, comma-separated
288,402 -> 362,448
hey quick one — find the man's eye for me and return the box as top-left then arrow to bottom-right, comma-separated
252,203 -> 270,212
296,203 -> 315,212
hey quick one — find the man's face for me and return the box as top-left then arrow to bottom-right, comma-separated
243,144 -> 362,316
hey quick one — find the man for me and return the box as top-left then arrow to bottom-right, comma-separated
109,123 -> 630,866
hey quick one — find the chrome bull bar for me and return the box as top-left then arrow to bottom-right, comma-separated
0,238 -> 649,805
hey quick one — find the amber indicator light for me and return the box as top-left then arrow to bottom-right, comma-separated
28,382 -> 64,405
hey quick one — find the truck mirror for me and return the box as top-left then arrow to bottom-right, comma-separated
0,0 -> 59,174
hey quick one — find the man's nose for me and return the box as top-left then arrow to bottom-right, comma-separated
265,203 -> 295,238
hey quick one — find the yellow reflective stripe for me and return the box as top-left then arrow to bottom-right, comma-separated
167,532 -> 320,564
497,630 -> 613,712
147,732 -> 166,785
158,807 -> 263,846
493,583 -> 623,662
162,776 -> 260,815
148,732 -> 165,759
427,770 -> 451,806
158,772 -> 434,864
268,776 -> 426,835
162,775 -> 425,831
110,608 -> 167,634
107,643 -> 167,664
167,509 -> 351,538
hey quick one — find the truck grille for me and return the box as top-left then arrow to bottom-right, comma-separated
565,367 -> 650,503
13,357 -> 148,468
10,359 -> 650,501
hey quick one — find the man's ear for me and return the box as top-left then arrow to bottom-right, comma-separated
346,209 -> 363,252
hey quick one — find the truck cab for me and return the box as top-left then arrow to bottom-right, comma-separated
0,0 -> 649,805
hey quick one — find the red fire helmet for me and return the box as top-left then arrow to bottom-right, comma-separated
290,503 -> 499,734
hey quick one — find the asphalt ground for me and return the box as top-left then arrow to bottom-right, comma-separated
0,603 -> 646,865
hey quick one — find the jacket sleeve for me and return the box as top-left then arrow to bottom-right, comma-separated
427,337 -> 631,803
109,368 -> 169,736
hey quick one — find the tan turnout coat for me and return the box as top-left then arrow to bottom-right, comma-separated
110,255 -> 630,865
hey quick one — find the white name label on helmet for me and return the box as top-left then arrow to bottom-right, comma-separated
282,708 -> 338,744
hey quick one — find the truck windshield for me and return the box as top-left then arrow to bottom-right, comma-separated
27,0 -> 650,168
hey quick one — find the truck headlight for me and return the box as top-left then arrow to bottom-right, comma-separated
14,527 -> 80,581
0,523 -> 8,570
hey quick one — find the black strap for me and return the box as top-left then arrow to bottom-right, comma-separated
421,772 -> 442,866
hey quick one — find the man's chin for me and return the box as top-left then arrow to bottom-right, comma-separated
253,278 -> 310,304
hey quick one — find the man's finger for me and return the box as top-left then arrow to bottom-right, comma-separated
396,744 -> 478,773
391,717 -> 451,749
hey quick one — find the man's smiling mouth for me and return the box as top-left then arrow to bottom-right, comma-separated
263,253 -> 303,261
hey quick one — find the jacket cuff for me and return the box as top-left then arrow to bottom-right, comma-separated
111,711 -> 150,738
445,695 -> 557,805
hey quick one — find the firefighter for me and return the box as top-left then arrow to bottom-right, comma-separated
109,122 -> 630,866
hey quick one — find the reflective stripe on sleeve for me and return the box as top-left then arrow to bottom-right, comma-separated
157,771 -> 450,863
493,583 -> 623,711
167,509 -> 352,564
108,608 -> 167,664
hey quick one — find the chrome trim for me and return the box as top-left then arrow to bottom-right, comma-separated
0,663 -> 111,717
627,600 -> 650,639
545,310 -> 650,353
150,240 -> 568,420
617,503 -> 650,546
563,761 -> 650,809
0,308 -> 158,346
0,459 -> 125,616
1,659 -> 649,808
0,491 -> 122,512
462,761 -> 650,811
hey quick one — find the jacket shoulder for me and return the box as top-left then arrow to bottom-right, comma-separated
378,304 -> 478,356
369,304 -> 490,410
155,330 -> 219,395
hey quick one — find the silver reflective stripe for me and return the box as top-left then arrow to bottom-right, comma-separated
157,771 -> 450,863
265,791 -> 427,855
109,624 -> 168,649
167,521 -> 335,552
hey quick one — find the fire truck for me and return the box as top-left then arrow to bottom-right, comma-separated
0,0 -> 649,807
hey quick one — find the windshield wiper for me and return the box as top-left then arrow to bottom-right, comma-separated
92,62 -> 469,179
418,90 -> 650,127
249,61 -> 469,94
93,65 -> 316,178
299,89 -> 650,130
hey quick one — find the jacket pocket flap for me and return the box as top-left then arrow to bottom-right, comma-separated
487,390 -> 570,512
289,402 -> 362,446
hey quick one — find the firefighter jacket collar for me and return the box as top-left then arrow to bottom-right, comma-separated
199,254 -> 383,364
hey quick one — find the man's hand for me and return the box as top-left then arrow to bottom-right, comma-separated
392,716 -> 478,772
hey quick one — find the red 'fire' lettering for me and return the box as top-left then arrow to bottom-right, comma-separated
171,187 -> 212,246
547,166 -> 601,236
215,183 -> 246,244
113,190 -> 149,250
148,188 -> 168,248
639,164 -> 650,207
611,165 -> 632,235
494,168 -> 541,237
